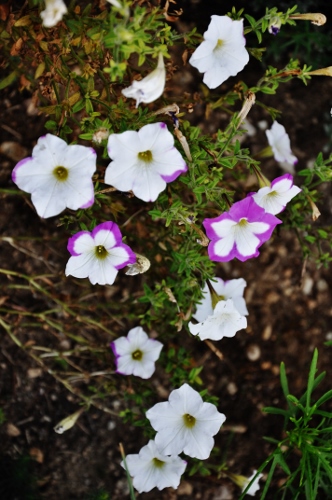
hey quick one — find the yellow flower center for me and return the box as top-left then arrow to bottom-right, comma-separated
237,217 -> 248,228
183,413 -> 196,428
95,245 -> 108,260
53,166 -> 68,181
214,39 -> 224,51
153,458 -> 165,468
138,150 -> 153,162
132,349 -> 143,360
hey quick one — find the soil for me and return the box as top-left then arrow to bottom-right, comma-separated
1,1 -> 332,500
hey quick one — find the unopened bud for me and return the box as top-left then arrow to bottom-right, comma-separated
307,66 -> 332,77
289,13 -> 326,26
54,408 -> 85,434
268,16 -> 282,35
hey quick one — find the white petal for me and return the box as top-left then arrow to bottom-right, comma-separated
234,226 -> 261,257
213,234 -> 235,257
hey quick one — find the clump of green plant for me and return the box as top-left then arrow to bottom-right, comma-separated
246,349 -> 332,499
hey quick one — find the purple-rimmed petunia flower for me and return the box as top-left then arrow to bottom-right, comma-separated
189,15 -> 249,89
266,121 -> 298,166
104,122 -> 187,202
189,299 -> 247,341
65,221 -> 135,285
193,277 -> 248,321
122,53 -> 166,107
203,197 -> 282,262
251,174 -> 301,215
111,326 -> 163,379
12,134 -> 96,218
121,440 -> 187,493
146,383 -> 226,460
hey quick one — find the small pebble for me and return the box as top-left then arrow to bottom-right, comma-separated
246,344 -> 261,361
302,276 -> 313,295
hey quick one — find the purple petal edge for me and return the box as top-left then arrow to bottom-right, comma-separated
80,195 -> 95,209
113,243 -> 136,270
67,230 -> 90,256
12,157 -> 33,183
92,221 -> 122,243
161,162 -> 188,183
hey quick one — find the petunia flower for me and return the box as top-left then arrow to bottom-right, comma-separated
122,53 -> 166,107
188,299 -> 247,341
228,469 -> 263,496
12,134 -> 96,218
111,326 -> 163,379
122,440 -> 187,493
251,174 -> 301,215
146,383 -> 226,460
242,470 -> 263,496
193,277 -> 248,322
104,122 -> 187,202
203,197 -> 282,262
266,121 -> 298,166
40,0 -> 67,28
189,15 -> 249,89
65,221 -> 135,285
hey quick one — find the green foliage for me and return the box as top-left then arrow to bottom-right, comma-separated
245,349 -> 332,499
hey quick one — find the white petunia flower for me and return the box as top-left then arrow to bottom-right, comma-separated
188,299 -> 247,341
146,383 -> 226,460
228,469 -> 263,496
104,122 -> 187,202
266,121 -> 298,165
242,470 -> 263,496
122,53 -> 166,107
65,221 -> 136,286
12,134 -> 96,218
111,326 -> 163,379
122,440 -> 187,493
40,0 -> 67,28
189,15 -> 249,89
193,277 -> 248,322
252,174 -> 301,215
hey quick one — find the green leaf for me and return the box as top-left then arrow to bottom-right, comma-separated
306,348 -> 318,410
0,71 -> 17,90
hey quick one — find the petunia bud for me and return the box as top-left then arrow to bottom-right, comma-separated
268,16 -> 282,35
54,408 -> 85,434
307,66 -> 332,77
289,13 -> 326,26
122,53 -> 166,107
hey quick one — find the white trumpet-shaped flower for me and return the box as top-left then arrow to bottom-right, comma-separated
266,121 -> 298,166
122,53 -> 166,107
146,383 -> 226,460
105,122 -> 187,202
111,326 -> 163,379
122,440 -> 187,493
193,277 -> 248,322
189,299 -> 247,341
189,15 -> 249,89
12,134 -> 96,218
40,0 -> 67,28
